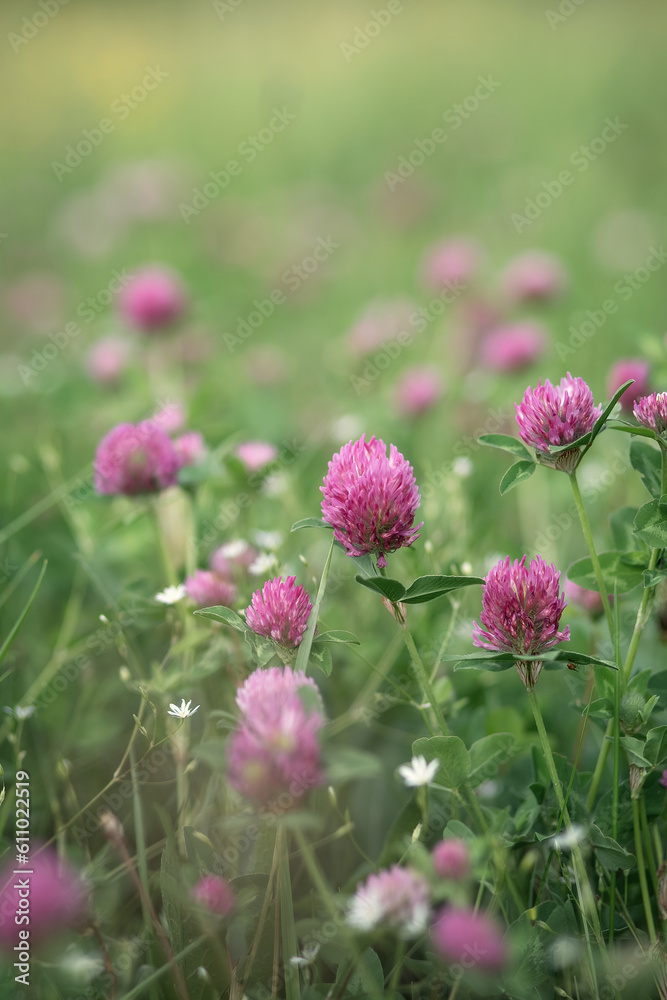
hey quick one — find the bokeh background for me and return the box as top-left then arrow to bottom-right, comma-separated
1,0 -> 667,993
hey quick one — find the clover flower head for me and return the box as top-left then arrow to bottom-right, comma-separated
473,554 -> 570,689
634,392 -> 667,437
347,865 -> 431,938
321,434 -> 422,568
94,421 -> 181,495
515,373 -> 601,470
245,576 -> 312,648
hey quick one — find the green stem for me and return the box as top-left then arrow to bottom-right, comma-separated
569,471 -> 614,635
632,796 -> 657,945
116,936 -> 207,1000
586,545 -> 662,812
528,689 -> 602,955
640,796 -> 659,898
130,746 -> 159,1000
277,826 -> 301,1000
403,627 -> 449,736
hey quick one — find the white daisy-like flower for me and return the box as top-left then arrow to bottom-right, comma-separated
254,529 -> 283,551
167,699 -> 200,719
248,552 -> 279,576
398,755 -> 440,788
155,584 -> 187,605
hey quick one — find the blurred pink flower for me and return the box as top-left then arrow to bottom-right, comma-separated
431,905 -> 506,971
479,322 -> 547,372
227,666 -> 324,805
346,298 -> 416,356
501,251 -> 567,302
473,555 -> 570,689
94,421 -> 181,495
421,238 -> 480,291
153,401 -> 186,434
85,337 -> 132,384
432,839 -> 470,880
607,360 -> 650,412
321,434 -> 422,568
394,367 -> 443,417
117,265 -> 186,332
236,441 -> 278,473
634,392 -> 667,436
564,580 -> 604,617
174,432 -> 206,467
245,576 -> 312,649
660,770 -> 667,789
185,570 -> 236,608
515,373 -> 601,465
347,865 -> 431,938
190,875 -> 235,917
0,846 -> 86,948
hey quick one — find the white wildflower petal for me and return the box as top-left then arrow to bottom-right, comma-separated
155,584 -> 187,605
398,755 -> 440,788
219,539 -> 249,559
249,552 -> 279,576
167,699 -> 200,719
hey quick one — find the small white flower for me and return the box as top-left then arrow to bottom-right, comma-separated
249,552 -> 278,576
254,529 -> 283,550
3,705 -> 35,720
551,824 -> 586,852
219,539 -> 249,560
155,584 -> 187,605
398,755 -> 440,788
453,456 -> 473,478
167,699 -> 200,719
261,472 -> 288,497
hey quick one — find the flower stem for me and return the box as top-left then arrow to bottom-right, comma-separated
528,688 -> 602,951
569,472 -> 614,636
632,795 -> 658,945
277,825 -> 301,1000
402,627 -> 449,736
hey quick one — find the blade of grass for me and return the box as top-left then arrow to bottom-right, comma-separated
0,558 -> 47,667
